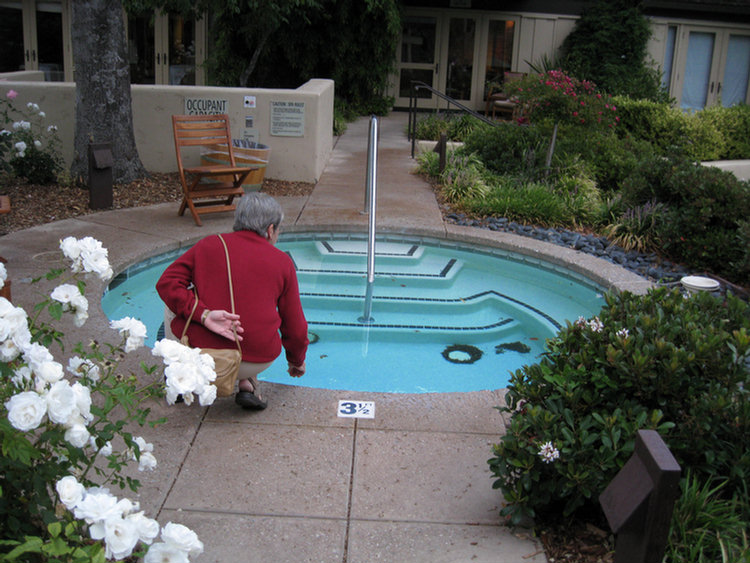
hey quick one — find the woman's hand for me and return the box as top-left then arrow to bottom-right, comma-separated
204,310 -> 244,342
287,362 -> 305,377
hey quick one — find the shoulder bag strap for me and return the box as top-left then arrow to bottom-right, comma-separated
180,234 -> 242,354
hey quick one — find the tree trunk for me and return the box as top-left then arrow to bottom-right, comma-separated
71,0 -> 147,184
239,28 -> 274,87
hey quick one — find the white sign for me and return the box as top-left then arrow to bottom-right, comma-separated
243,95 -> 256,108
184,98 -> 229,115
337,400 -> 375,419
242,128 -> 258,143
270,101 -> 305,137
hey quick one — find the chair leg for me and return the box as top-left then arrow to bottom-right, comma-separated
185,198 -> 203,226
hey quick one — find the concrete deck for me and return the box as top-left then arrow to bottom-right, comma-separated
0,112 -> 648,562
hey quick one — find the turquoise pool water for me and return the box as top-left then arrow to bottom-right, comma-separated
101,233 -> 605,393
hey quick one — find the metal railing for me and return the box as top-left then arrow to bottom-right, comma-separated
408,80 -> 497,158
359,115 -> 378,324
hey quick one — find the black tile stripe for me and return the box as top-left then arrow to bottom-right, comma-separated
309,318 -> 514,331
319,242 -> 420,257
301,290 -> 561,330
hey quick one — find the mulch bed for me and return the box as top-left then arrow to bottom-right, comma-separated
0,172 -> 315,236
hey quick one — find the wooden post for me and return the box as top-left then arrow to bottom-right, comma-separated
599,430 -> 681,563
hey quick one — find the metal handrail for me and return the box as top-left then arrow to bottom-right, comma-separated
408,80 -> 497,158
359,115 -> 378,324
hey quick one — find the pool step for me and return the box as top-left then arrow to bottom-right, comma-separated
300,290 -> 560,334
290,242 -> 465,286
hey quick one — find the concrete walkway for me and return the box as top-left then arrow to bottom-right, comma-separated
0,112 -> 648,562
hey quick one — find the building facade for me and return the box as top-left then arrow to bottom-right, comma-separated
1,0 -> 749,111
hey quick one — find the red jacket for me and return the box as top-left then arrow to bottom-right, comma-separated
156,231 -> 308,366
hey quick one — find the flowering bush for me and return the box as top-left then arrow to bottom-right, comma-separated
0,237 -> 218,561
507,70 -> 619,130
489,288 -> 750,525
1,89 -> 63,184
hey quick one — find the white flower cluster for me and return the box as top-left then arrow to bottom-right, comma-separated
152,339 -> 218,406
51,283 -> 89,327
110,317 -> 148,353
538,441 -> 560,464
0,261 -> 5,290
616,328 -> 629,339
575,315 -> 604,333
60,236 -> 113,281
56,476 -> 203,561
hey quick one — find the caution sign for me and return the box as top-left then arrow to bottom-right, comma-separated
270,101 -> 305,137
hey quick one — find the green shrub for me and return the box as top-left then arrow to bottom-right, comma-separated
462,122 -> 547,177
489,289 -> 750,525
554,126 -> 656,193
621,154 -> 750,284
439,152 -> 489,202
613,96 -> 726,160
697,104 -> 750,160
560,0 -> 669,102
602,200 -> 665,252
413,112 -> 486,142
666,474 -> 749,563
466,178 -> 571,227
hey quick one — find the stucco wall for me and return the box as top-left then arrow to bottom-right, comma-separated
0,76 -> 334,183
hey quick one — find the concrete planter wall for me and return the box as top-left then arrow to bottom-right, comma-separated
0,75 -> 334,183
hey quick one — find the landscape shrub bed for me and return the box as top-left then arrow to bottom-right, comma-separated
489,288 -> 750,554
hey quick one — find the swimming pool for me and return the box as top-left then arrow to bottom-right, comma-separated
101,233 -> 605,393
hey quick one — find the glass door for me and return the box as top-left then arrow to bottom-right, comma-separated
720,33 -> 750,106
127,11 -> 200,85
127,11 -> 155,84
0,2 -> 25,73
484,18 -> 516,100
676,26 -> 750,110
442,16 -> 476,103
681,30 -> 719,110
395,14 -> 439,107
36,0 -> 63,81
167,13 -> 195,85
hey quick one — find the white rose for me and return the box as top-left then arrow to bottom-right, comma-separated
128,511 -> 160,544
45,380 -> 76,425
138,451 -> 157,472
56,475 -> 85,510
110,317 -> 147,352
0,339 -> 22,362
152,339 -> 190,364
71,382 -> 93,422
50,283 -> 80,305
35,360 -> 65,388
103,516 -> 139,560
161,522 -> 204,556
22,342 -> 54,371
67,356 -> 100,381
34,139 -> 42,149
144,542 -> 189,563
0,298 -> 28,342
0,262 -> 6,289
197,383 -> 217,406
64,422 -> 90,448
164,363 -> 201,395
73,489 -> 119,525
60,237 -> 82,263
5,391 -> 47,431
11,365 -> 33,387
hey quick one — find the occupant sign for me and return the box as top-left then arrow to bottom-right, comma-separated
337,400 -> 375,419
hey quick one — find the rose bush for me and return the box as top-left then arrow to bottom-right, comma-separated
0,89 -> 63,184
0,237 -> 218,561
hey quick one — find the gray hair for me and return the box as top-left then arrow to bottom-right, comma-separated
233,192 -> 284,235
